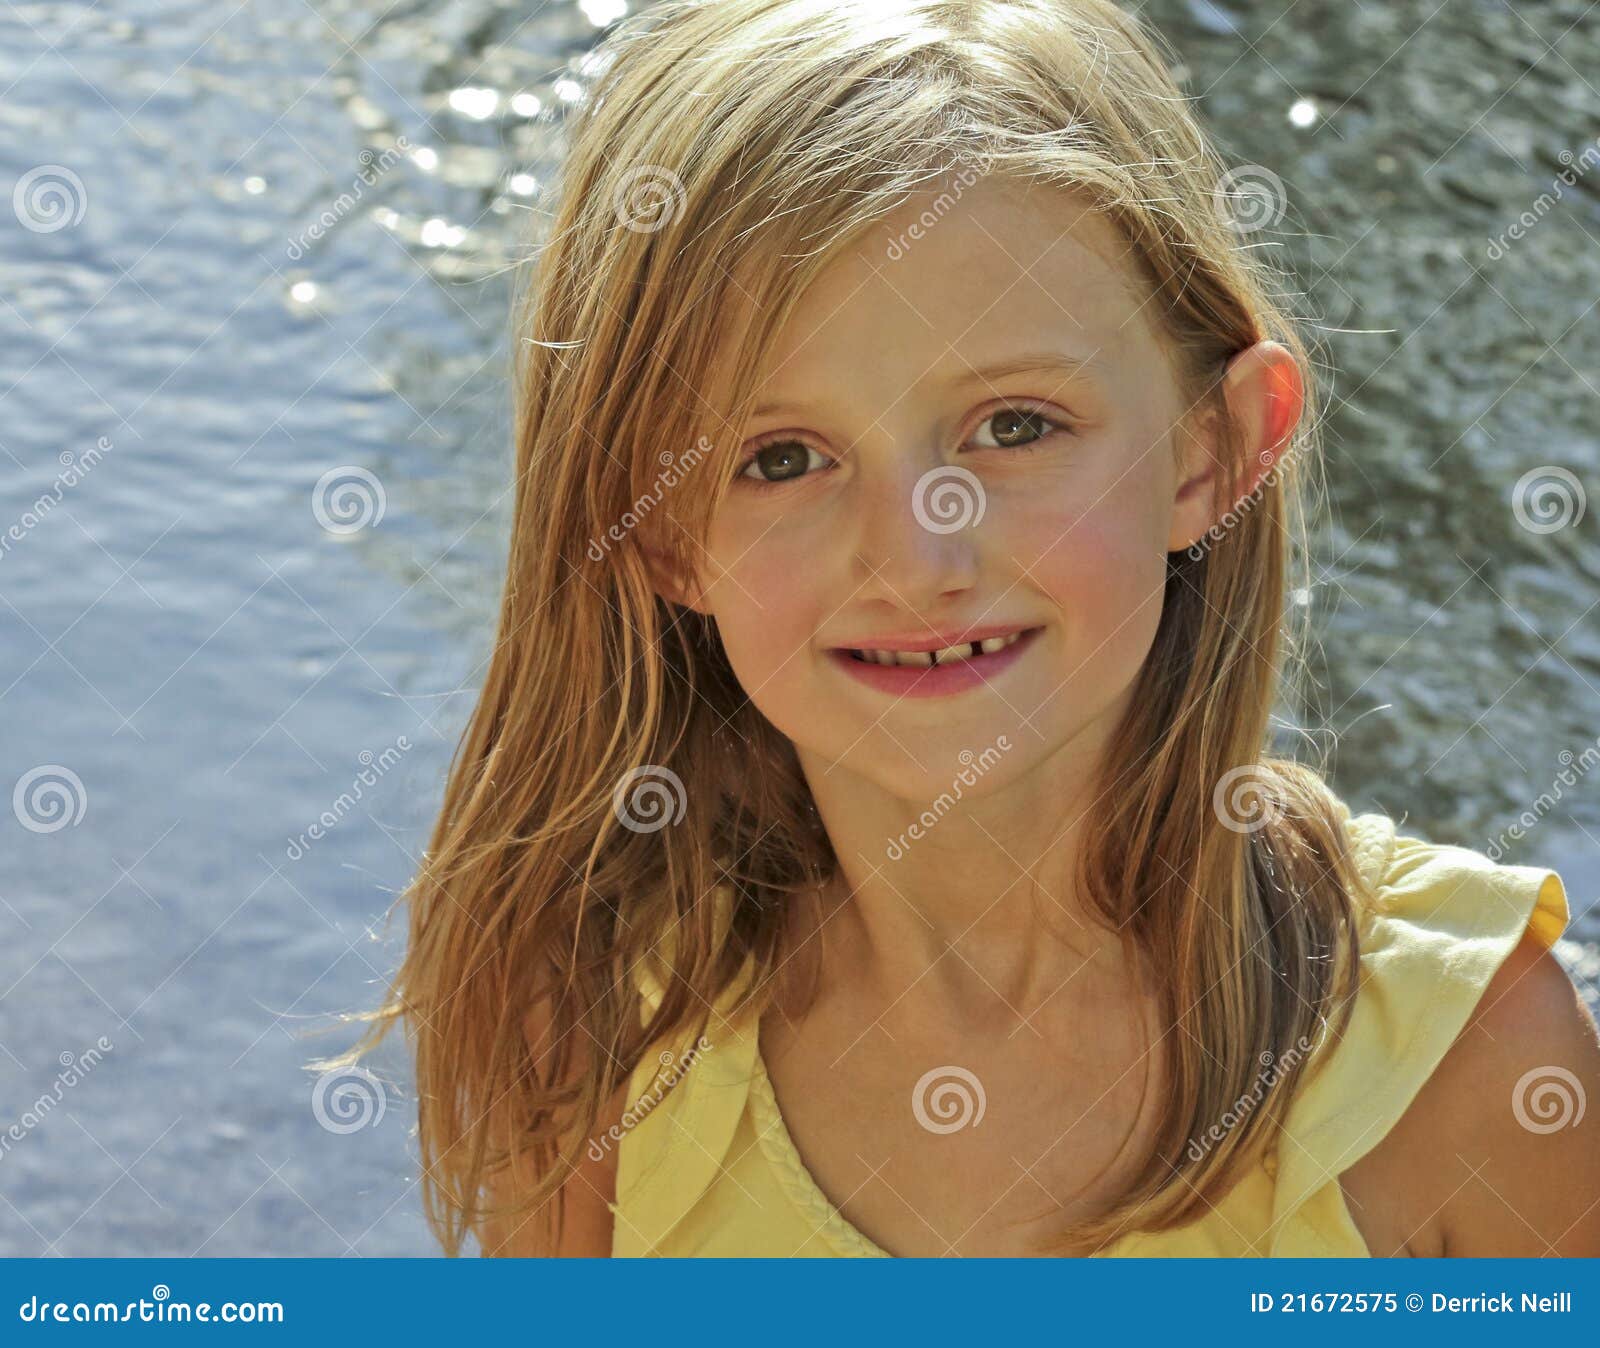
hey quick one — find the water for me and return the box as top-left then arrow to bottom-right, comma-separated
0,0 -> 1594,1256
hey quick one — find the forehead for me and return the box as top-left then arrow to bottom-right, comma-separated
756,177 -> 1162,396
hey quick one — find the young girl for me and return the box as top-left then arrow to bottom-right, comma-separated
332,0 -> 1599,1258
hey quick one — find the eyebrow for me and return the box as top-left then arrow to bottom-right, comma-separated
751,348 -> 1109,418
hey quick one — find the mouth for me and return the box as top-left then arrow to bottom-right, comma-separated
825,625 -> 1044,698
838,626 -> 1038,668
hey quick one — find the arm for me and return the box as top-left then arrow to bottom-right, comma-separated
475,1002 -> 632,1257
1428,931 -> 1600,1256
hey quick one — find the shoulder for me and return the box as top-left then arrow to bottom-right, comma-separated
476,1002 -> 631,1257
1403,930 -> 1600,1256
1300,812 -> 1586,1256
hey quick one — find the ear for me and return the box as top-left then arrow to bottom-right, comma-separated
641,537 -> 713,615
1166,340 -> 1303,553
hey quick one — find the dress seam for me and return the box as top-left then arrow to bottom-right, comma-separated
746,1045 -> 891,1258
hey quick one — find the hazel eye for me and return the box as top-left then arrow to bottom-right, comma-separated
736,439 -> 833,488
970,405 -> 1070,450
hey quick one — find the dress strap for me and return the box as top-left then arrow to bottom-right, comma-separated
1267,808 -> 1571,1255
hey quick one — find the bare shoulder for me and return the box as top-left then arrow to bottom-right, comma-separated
475,1002 -> 632,1257
1403,932 -> 1600,1256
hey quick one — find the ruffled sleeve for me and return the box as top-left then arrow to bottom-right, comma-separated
609,884 -> 763,1257
1267,809 -> 1571,1256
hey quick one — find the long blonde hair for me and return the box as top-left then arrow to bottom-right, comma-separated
324,0 -> 1373,1257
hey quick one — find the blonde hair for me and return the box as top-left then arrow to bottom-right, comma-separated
323,0 -> 1373,1257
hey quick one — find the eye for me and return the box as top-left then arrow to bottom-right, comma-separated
734,438 -> 835,490
733,402 -> 1074,491
968,403 -> 1074,451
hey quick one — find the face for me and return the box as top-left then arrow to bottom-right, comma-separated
657,176 -> 1274,802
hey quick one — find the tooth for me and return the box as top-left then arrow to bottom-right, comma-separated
933,644 -> 969,664
893,650 -> 934,667
979,636 -> 1008,654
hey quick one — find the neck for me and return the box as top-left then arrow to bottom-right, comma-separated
789,712 -> 1139,1033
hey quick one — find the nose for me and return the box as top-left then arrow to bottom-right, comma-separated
850,455 -> 981,610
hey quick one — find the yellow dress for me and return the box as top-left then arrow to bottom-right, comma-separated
608,805 -> 1570,1257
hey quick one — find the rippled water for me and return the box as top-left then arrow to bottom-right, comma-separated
0,0 -> 1595,1256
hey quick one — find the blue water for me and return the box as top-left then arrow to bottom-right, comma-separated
1,0 -> 1595,1256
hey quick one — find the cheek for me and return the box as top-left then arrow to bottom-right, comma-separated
702,522 -> 822,701
1006,480 -> 1170,688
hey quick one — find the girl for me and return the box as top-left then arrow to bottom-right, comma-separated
331,0 -> 1599,1257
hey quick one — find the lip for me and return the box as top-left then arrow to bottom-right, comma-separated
826,625 -> 1043,699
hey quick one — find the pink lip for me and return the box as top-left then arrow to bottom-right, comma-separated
826,626 -> 1043,698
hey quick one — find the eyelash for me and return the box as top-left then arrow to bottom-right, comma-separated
733,402 -> 1076,492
